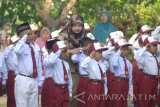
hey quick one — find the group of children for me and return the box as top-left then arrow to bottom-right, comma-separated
0,15 -> 160,107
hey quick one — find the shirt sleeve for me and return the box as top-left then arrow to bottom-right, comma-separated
134,47 -> 146,64
1,56 -> 8,85
3,45 -> 13,58
37,49 -> 44,87
104,72 -> 108,95
80,57 -> 92,69
43,50 -> 62,67
68,69 -> 73,97
71,54 -> 79,63
112,49 -> 121,67
13,35 -> 28,54
128,62 -> 133,95
102,47 -> 115,60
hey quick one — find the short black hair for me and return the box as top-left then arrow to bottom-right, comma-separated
137,25 -> 142,32
80,37 -> 93,47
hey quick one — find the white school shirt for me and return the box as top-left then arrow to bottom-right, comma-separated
136,48 -> 159,76
134,47 -> 144,70
71,51 -> 88,76
43,50 -> 73,97
13,35 -> 44,86
43,53 -> 54,79
102,47 -> 116,73
81,57 -> 108,95
3,44 -> 18,74
111,50 -> 133,95
0,52 -> 7,84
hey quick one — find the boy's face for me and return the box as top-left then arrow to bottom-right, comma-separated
72,23 -> 83,34
148,44 -> 157,55
19,29 -> 34,43
121,46 -> 129,57
95,51 -> 102,61
83,43 -> 92,55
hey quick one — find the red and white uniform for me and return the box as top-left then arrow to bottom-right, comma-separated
43,50 -> 73,107
81,57 -> 108,107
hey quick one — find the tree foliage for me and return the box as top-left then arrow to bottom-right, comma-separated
0,0 -> 160,38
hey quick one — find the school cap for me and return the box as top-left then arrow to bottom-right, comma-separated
88,42 -> 108,54
46,39 -> 60,50
118,39 -> 132,48
16,22 -> 31,36
52,40 -> 69,52
140,25 -> 153,33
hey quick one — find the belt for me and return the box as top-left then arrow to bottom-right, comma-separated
115,76 -> 129,81
139,69 -> 143,71
8,70 -> 14,72
8,71 -> 15,75
54,83 -> 68,89
144,73 -> 158,78
19,73 -> 33,78
80,75 -> 88,77
89,79 -> 102,84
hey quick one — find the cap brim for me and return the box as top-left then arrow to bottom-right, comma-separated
121,44 -> 132,47
150,41 -> 160,45
96,47 -> 108,52
46,39 -> 60,50
143,29 -> 153,33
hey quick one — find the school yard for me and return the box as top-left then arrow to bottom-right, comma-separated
0,94 -> 134,107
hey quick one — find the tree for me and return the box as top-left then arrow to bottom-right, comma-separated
0,0 -> 159,37
34,0 -> 77,28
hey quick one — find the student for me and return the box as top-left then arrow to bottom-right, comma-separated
43,40 -> 73,107
111,39 -> 133,107
133,34 -> 149,106
13,22 -> 44,107
102,46 -> 116,106
41,39 -> 60,107
3,35 -> 19,107
81,42 -> 108,107
136,36 -> 159,107
71,37 -> 93,107
0,52 -> 7,96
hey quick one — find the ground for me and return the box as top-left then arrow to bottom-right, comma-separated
0,94 -> 134,107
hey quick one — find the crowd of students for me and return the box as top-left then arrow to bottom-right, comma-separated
0,13 -> 160,107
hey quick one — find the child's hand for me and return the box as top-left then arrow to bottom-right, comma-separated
89,51 -> 96,59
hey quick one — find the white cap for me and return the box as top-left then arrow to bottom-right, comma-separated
51,29 -> 62,38
110,31 -> 124,39
151,26 -> 160,39
30,24 -> 38,30
52,40 -> 68,52
86,33 -> 95,40
84,23 -> 91,31
118,39 -> 132,47
141,25 -> 152,33
146,36 -> 159,45
88,42 -> 108,54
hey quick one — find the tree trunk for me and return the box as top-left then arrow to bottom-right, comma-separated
34,0 -> 77,28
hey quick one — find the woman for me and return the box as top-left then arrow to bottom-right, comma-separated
35,28 -> 51,51
93,9 -> 116,43
67,14 -> 86,48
